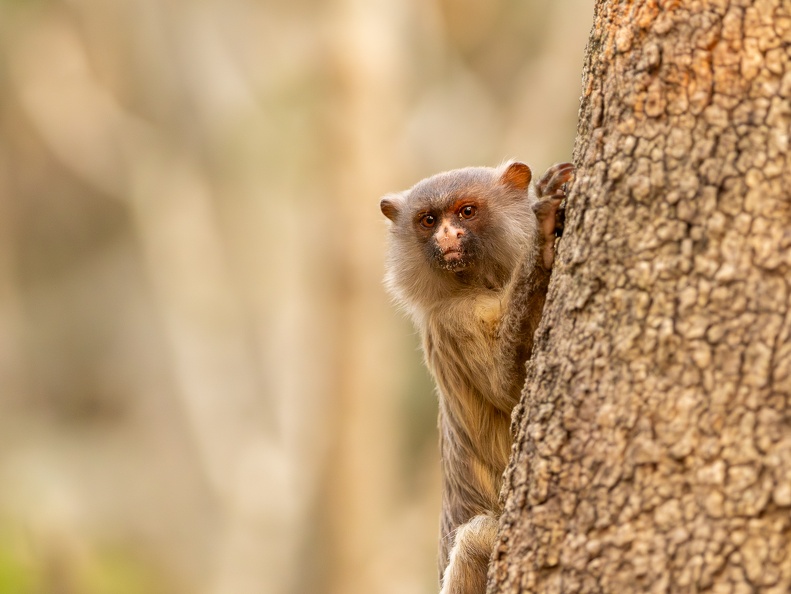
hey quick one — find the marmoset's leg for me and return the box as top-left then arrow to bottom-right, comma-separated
440,515 -> 498,594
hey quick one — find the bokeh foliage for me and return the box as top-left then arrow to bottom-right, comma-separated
0,0 -> 591,592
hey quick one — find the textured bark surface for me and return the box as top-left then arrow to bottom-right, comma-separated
490,1 -> 791,592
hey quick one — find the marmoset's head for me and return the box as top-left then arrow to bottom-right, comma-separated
380,162 -> 539,313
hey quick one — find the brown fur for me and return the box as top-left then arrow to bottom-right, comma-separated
381,161 -> 573,594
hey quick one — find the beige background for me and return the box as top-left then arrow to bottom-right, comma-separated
0,1 -> 591,592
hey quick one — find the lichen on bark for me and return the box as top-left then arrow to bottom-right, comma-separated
490,1 -> 791,592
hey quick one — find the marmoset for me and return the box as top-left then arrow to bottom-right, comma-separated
380,160 -> 573,594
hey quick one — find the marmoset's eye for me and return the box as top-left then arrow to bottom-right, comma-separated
420,214 -> 436,228
460,205 -> 477,219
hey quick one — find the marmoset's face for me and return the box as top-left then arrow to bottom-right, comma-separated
411,197 -> 488,274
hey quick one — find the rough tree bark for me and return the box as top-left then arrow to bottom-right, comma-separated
490,1 -> 791,592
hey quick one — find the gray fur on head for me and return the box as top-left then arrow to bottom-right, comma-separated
380,161 -> 539,321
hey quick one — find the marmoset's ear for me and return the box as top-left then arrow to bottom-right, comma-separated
500,161 -> 533,190
380,193 -> 404,222
500,161 -> 532,191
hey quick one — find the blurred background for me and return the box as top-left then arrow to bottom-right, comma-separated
0,0 -> 591,592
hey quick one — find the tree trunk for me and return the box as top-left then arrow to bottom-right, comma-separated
490,1 -> 791,592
